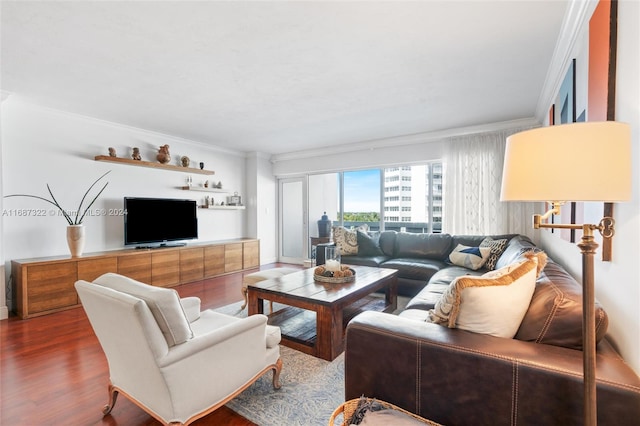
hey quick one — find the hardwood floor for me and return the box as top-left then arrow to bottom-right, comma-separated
0,263 -> 302,425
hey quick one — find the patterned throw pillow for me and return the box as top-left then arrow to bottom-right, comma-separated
448,244 -> 491,270
480,237 -> 509,270
332,225 -> 369,255
426,256 -> 539,338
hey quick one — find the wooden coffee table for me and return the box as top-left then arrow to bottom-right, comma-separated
247,265 -> 397,361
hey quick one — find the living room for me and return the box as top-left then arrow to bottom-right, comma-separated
1,1 -> 639,425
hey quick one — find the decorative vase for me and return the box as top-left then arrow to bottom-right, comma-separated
317,212 -> 331,237
67,225 -> 85,257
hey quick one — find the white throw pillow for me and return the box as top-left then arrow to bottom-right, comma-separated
93,273 -> 193,346
448,244 -> 492,270
427,257 -> 538,338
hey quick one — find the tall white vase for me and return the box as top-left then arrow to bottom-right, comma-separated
67,225 -> 85,257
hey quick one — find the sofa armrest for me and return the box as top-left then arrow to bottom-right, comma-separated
180,296 -> 201,323
345,311 -> 640,426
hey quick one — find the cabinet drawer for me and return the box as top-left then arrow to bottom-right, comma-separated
26,263 -> 78,314
78,257 -> 118,282
117,253 -> 152,283
180,248 -> 204,282
224,243 -> 243,273
152,251 -> 180,287
204,245 -> 225,277
243,241 -> 260,269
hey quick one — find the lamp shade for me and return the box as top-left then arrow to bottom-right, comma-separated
500,122 -> 631,202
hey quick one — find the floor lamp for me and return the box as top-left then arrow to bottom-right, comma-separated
500,121 -> 631,426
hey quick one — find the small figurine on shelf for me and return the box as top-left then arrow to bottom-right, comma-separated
186,175 -> 193,187
181,156 -> 190,167
108,147 -> 117,157
205,196 -> 211,207
199,162 -> 204,170
132,147 -> 141,160
204,180 -> 209,188
156,144 -> 171,164
216,181 -> 223,189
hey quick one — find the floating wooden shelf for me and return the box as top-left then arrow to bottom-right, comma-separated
199,205 -> 246,210
95,155 -> 215,175
181,186 -> 228,193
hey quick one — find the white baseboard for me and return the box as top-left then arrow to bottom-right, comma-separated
0,306 -> 8,320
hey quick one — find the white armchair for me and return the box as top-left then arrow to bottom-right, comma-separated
75,273 -> 282,426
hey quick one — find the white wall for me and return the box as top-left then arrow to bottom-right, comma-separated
246,152 -> 278,264
1,98 -> 249,312
541,0 -> 640,374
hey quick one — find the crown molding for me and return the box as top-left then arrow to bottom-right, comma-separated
270,117 -> 539,163
535,0 -> 598,121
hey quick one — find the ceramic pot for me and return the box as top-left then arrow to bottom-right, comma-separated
317,212 -> 331,237
67,225 -> 85,257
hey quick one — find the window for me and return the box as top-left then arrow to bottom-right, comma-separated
305,162 -> 442,239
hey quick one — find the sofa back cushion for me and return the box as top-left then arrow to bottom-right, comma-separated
378,231 -> 397,257
495,235 -> 609,349
394,232 -> 452,260
516,261 -> 609,349
93,273 -> 194,347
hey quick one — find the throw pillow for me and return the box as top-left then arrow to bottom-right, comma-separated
427,256 -> 539,338
448,244 -> 491,270
333,224 -> 369,255
357,230 -> 384,256
93,272 -> 193,346
479,237 -> 509,270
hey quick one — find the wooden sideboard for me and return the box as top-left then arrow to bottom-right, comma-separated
11,239 -> 260,319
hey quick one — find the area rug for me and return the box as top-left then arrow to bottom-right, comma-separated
217,295 -> 410,425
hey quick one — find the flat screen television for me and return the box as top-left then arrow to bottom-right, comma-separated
124,197 -> 198,247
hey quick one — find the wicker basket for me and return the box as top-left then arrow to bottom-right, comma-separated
314,273 -> 356,284
328,398 -> 442,426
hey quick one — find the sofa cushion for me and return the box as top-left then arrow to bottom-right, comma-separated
93,273 -> 193,346
426,257 -> 539,338
479,237 -> 509,270
493,235 -> 538,270
341,255 -> 391,267
447,244 -> 491,270
333,226 -> 359,255
357,231 -> 385,256
405,266 -> 483,310
393,232 -> 452,260
380,258 -> 447,282
516,261 -> 609,349
378,231 -> 397,257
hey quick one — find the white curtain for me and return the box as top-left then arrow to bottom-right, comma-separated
442,128 -> 538,239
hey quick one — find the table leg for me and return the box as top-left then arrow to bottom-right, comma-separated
317,304 -> 343,361
385,276 -> 398,312
247,289 -> 264,316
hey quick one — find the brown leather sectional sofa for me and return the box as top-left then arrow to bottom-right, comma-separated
329,232 -> 640,425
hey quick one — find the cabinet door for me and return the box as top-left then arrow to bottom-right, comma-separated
224,243 -> 243,273
117,252 -> 152,283
243,241 -> 260,269
78,257 -> 118,282
180,247 -> 204,283
27,262 -> 78,314
152,250 -> 180,287
204,245 -> 225,277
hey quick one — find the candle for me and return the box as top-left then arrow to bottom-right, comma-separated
325,259 -> 341,272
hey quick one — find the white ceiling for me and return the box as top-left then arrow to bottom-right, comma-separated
1,1 -> 569,156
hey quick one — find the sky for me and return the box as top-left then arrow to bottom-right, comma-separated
343,169 -> 380,212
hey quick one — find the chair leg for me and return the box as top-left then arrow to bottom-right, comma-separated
102,383 -> 119,415
272,358 -> 283,389
240,285 -> 248,310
